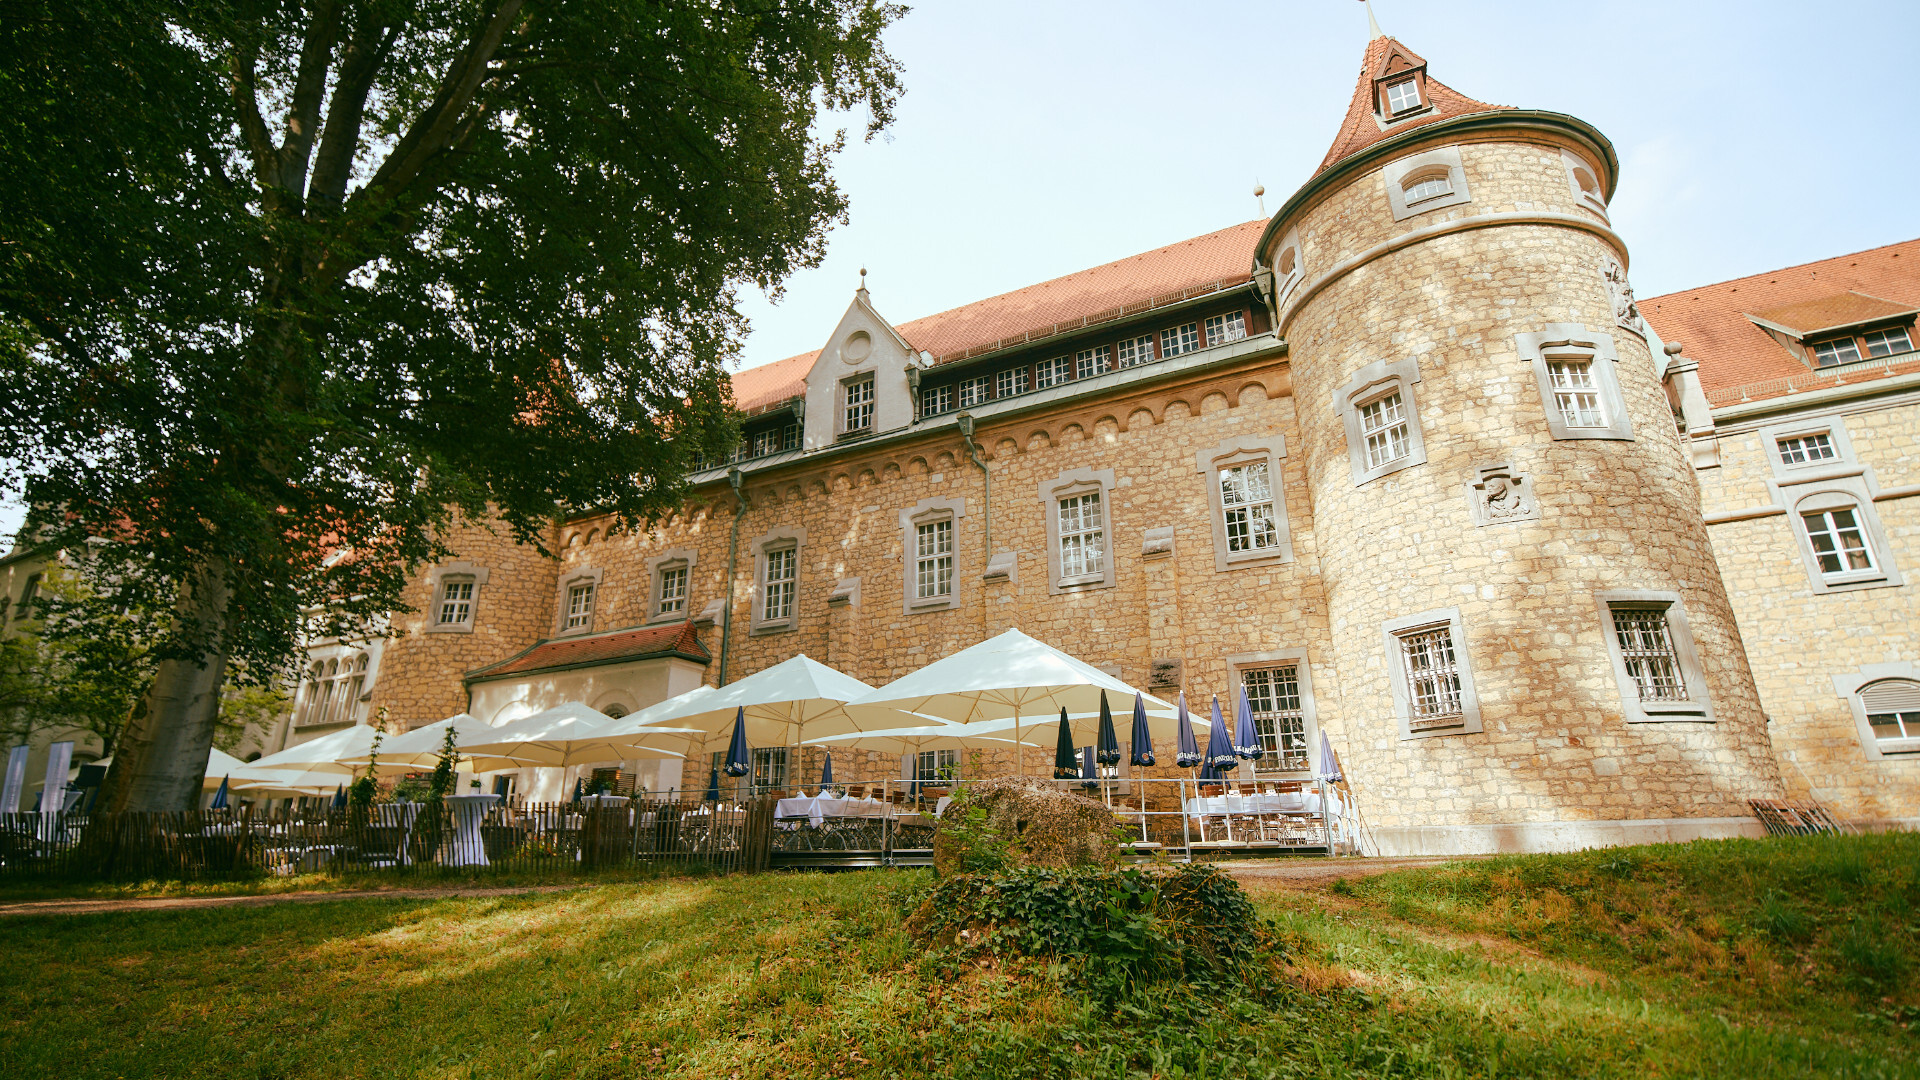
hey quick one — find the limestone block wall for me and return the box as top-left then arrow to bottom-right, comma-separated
1699,400 -> 1920,823
1273,128 -> 1782,836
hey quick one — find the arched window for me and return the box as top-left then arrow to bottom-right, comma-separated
340,654 -> 369,726
1402,169 -> 1451,204
1860,679 -> 1920,753
1794,490 -> 1886,588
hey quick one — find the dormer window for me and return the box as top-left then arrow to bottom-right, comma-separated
1862,326 -> 1912,358
1384,78 -> 1421,115
1811,338 -> 1862,368
842,374 -> 874,434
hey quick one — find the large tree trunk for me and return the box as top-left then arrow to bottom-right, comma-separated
94,561 -> 232,813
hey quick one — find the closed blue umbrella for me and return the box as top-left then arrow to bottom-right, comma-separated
820,751 -> 835,786
723,707 -> 752,777
1198,758 -> 1222,782
1079,745 -> 1098,789
330,784 -> 346,810
1174,691 -> 1202,768
1128,692 -> 1155,767
703,765 -> 721,803
1052,707 -> 1078,778
1233,687 -> 1265,763
1205,696 -> 1237,770
1317,730 -> 1343,782
1095,691 -> 1121,766
210,775 -> 230,810
571,778 -> 585,803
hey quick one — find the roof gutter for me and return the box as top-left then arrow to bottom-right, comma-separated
717,466 -> 747,687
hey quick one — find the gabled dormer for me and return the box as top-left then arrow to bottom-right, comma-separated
1747,291 -> 1919,371
1369,39 -> 1432,125
802,278 -> 922,450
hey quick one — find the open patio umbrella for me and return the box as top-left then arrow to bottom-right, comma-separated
1095,692 -> 1122,766
248,723 -> 385,775
1052,707 -> 1078,778
1174,692 -> 1202,768
339,713 -> 535,775
1205,696 -> 1238,771
847,629 -> 1177,775
641,656 -> 894,754
459,703 -> 697,768
95,746 -> 257,792
722,707 -> 751,777
1233,687 -> 1265,763
1128,692 -> 1156,767
209,776 -> 229,810
804,719 -> 1050,757
231,768 -> 353,797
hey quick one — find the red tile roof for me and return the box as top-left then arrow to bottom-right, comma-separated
1640,238 -> 1920,406
730,220 -> 1266,412
1317,36 -> 1509,175
1750,291 -> 1915,336
467,622 -> 709,682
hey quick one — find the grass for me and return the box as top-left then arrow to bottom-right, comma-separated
0,834 -> 1915,1078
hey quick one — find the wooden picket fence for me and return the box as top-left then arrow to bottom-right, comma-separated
0,798 -> 780,881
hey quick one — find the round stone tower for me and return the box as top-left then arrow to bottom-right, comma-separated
1261,34 -> 1782,854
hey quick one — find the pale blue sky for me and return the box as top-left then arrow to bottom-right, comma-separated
4,1 -> 1914,542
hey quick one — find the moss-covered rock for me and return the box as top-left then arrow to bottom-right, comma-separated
931,775 -> 1117,876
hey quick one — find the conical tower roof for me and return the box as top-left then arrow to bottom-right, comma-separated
1316,36 -> 1510,176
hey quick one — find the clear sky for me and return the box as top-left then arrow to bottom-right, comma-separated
4,1 -> 1914,542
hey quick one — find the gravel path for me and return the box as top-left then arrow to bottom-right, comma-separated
0,885 -> 584,919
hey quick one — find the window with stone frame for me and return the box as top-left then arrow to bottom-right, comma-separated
1517,327 -> 1633,442
1056,492 -> 1106,581
1204,311 -> 1246,348
761,546 -> 797,623
1036,355 -> 1072,389
1776,432 -> 1836,466
1546,358 -> 1606,429
564,582 -> 595,630
1594,591 -> 1713,722
1358,391 -> 1410,470
1401,169 -> 1452,204
996,367 -> 1028,398
915,748 -> 960,783
920,383 -> 954,418
656,565 -> 688,616
1220,461 -> 1279,553
1240,665 -> 1309,772
1861,679 -> 1920,754
914,519 -> 953,602
1196,436 -> 1293,571
1609,606 -> 1687,703
958,375 -> 990,410
1334,358 -> 1429,486
842,374 -> 875,433
1160,323 -> 1199,359
1395,624 -> 1464,729
1802,505 -> 1877,578
1040,468 -> 1116,594
1077,346 -> 1111,379
1116,335 -> 1154,369
436,578 -> 476,627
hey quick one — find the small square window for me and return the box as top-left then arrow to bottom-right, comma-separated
1358,392 -> 1410,469
1384,78 -> 1421,114
762,547 -> 797,623
1811,338 -> 1862,367
1547,359 -> 1606,428
1204,312 -> 1246,348
843,375 -> 875,432
1862,326 -> 1912,358
1116,336 -> 1154,369
1159,323 -> 1199,359
1776,433 -> 1835,465
919,383 -> 953,418
656,566 -> 688,615
996,367 -> 1028,397
564,583 -> 595,630
1076,346 -> 1109,380
914,519 -> 953,601
1056,492 -> 1106,580
437,581 -> 474,625
1036,355 -> 1072,389
958,375 -> 990,410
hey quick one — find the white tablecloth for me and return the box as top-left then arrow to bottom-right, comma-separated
774,795 -> 893,826
1183,792 -> 1342,816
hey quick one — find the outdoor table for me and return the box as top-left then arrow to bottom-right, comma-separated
776,795 -> 893,827
444,793 -> 500,866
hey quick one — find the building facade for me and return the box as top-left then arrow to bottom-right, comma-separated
330,32 -> 1917,851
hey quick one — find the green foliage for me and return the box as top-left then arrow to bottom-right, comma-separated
347,729 -> 382,814
933,788 -> 1013,875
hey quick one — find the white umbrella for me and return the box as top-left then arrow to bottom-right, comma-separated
338,713 -> 534,775
458,702 -> 697,767
643,655 -> 910,751
845,628 -> 1179,775
801,717 -> 1053,756
229,769 -> 348,797
248,724 -> 385,776
92,747 -> 257,791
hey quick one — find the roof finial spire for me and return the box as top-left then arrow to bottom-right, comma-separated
1363,0 -> 1385,40
857,266 -> 869,299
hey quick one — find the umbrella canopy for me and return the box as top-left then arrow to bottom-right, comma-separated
249,724 -> 385,776
1052,707 -> 1077,778
645,656 -> 886,751
1317,730 -> 1343,781
1205,697 -> 1238,770
1129,692 -> 1156,767
339,713 -> 533,774
820,751 -> 834,786
460,703 -> 697,767
232,768 -> 352,797
803,719 -> 1051,757
722,707 -> 751,777
209,776 -> 229,810
97,746 -> 257,791
1173,692 -> 1202,769
1094,692 -> 1121,766
1233,687 -> 1265,762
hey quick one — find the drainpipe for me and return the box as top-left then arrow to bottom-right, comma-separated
718,466 -> 747,687
957,413 -> 990,556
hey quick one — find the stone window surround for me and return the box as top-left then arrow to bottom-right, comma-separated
1332,358 -> 1428,486
1269,227 -> 1305,312
1382,608 -> 1483,741
1039,467 -> 1118,595
1517,325 -> 1634,442
1382,146 -> 1470,221
1758,414 -> 1860,477
1561,148 -> 1609,216
1223,648 -> 1320,776
644,547 -> 698,624
1194,435 -> 1295,572
1833,661 -> 1920,761
899,496 -> 966,614
1593,590 -> 1715,723
423,561 -> 490,635
1781,480 -> 1904,594
555,566 -> 604,636
749,525 -> 806,634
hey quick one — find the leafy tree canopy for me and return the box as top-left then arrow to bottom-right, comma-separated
0,0 -> 904,810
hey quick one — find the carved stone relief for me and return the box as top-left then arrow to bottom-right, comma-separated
1468,464 -> 1539,527
1601,256 -> 1647,338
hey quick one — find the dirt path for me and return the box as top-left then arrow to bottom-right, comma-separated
0,884 -> 585,919
1220,855 -> 1487,888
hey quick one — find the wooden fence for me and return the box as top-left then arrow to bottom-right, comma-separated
0,798 -> 781,882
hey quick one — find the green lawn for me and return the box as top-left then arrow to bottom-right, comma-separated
2,834 -> 1915,1079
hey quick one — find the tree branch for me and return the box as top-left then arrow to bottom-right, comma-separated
228,42 -> 277,182
308,16 -> 396,214
272,0 -> 345,201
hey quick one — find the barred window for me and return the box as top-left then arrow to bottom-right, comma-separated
915,748 -> 959,782
762,547 -> 797,622
1358,392 -> 1411,469
1812,338 -> 1861,368
1077,346 -> 1111,379
1036,355 -> 1072,389
843,375 -> 875,432
1609,606 -> 1688,702
1802,507 -> 1876,576
1547,359 -> 1606,428
914,519 -> 953,600
437,580 -> 474,625
1397,625 -> 1463,727
1056,492 -> 1106,579
1241,665 -> 1308,771
1863,326 -> 1912,358
657,566 -> 688,615
1219,462 -> 1278,553
751,747 -> 788,794
1116,335 -> 1155,369
1204,311 -> 1246,348
996,367 -> 1028,398
1777,433 -> 1835,465
1385,78 -> 1420,113
920,383 -> 954,417
564,583 -> 595,630
1160,323 -> 1199,358
958,375 -> 990,409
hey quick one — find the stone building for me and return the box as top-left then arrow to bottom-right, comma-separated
296,30 -> 1918,851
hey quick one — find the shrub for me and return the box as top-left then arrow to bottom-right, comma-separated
931,777 -> 1116,876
